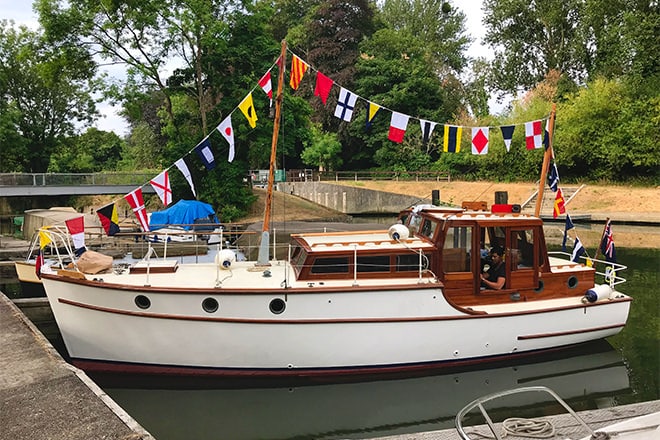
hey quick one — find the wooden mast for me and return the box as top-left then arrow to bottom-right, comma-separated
534,103 -> 557,217
257,39 -> 286,265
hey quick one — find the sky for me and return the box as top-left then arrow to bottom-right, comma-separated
1,0 -> 494,136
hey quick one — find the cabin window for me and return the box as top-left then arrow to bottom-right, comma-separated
408,214 -> 423,235
396,253 -> 430,272
291,246 -> 307,272
310,257 -> 350,274
443,226 -> 472,273
357,255 -> 390,273
419,219 -> 438,239
483,226 -> 506,250
510,229 -> 535,270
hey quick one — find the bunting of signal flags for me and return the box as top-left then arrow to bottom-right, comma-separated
280,50 -> 552,155
92,48 -> 559,238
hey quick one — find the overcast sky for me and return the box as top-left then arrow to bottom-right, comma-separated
0,0 -> 494,135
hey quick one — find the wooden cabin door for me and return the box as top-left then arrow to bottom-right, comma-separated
506,228 -> 539,290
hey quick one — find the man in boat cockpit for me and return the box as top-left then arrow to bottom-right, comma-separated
480,246 -> 505,290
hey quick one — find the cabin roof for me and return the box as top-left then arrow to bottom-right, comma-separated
425,211 -> 543,225
292,230 -> 434,253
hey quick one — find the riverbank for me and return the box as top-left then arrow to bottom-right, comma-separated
333,180 -> 660,218
1,181 -> 658,258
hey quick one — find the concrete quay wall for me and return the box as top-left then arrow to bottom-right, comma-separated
279,181 -> 430,215
0,292 -> 153,440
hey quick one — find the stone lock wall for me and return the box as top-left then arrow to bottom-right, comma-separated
278,182 -> 431,215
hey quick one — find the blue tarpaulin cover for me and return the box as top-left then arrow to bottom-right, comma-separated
149,200 -> 219,231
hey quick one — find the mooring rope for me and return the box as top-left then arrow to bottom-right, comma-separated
466,418 -> 659,439
502,418 -> 556,438
464,417 -> 556,439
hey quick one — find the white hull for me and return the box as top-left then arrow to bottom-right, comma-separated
41,259 -> 630,376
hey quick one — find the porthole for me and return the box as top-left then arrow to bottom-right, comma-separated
135,295 -> 151,310
534,280 -> 544,293
269,298 -> 286,315
202,297 -> 219,313
567,276 -> 579,289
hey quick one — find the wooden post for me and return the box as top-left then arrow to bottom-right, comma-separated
257,40 -> 286,265
534,103 -> 557,217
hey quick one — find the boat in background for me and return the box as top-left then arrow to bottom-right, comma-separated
14,226 -> 75,297
148,199 -> 224,244
37,40 -> 632,381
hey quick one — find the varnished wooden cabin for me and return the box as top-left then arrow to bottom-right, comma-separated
288,207 -> 595,307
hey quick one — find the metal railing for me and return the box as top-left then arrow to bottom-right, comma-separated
0,172 -> 156,187
317,170 -> 451,182
455,386 -> 594,440
548,251 -> 627,287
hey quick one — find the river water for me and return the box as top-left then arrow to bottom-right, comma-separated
1,227 -> 658,440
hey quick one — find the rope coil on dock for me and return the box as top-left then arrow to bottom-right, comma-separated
502,417 -> 556,438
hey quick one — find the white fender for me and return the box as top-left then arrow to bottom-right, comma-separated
215,249 -> 236,269
388,224 -> 410,241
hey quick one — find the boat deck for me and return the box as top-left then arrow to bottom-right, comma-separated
56,259 -> 441,290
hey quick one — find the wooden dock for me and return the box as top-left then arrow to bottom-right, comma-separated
367,400 -> 660,440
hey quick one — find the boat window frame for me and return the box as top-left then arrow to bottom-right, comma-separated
442,225 -> 473,274
356,254 -> 391,273
310,256 -> 351,274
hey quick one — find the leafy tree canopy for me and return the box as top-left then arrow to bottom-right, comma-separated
0,20 -> 101,172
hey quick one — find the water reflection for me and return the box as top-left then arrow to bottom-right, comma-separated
104,341 -> 629,440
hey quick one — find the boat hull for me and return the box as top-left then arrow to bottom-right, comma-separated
41,270 -> 631,378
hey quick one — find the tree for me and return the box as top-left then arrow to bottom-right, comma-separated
483,0 -> 660,96
0,103 -> 27,172
380,0 -> 470,75
345,27 -> 466,169
118,121 -> 161,170
555,78 -> 660,182
49,128 -> 123,172
0,21 -> 100,172
37,0 -> 178,125
301,125 -> 343,171
483,0 -> 588,95
290,0 -> 376,141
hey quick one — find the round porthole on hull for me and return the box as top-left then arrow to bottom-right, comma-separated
567,276 -> 578,289
202,297 -> 219,313
269,298 -> 286,314
135,295 -> 151,310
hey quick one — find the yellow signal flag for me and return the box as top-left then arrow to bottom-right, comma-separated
39,230 -> 52,249
238,93 -> 258,128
